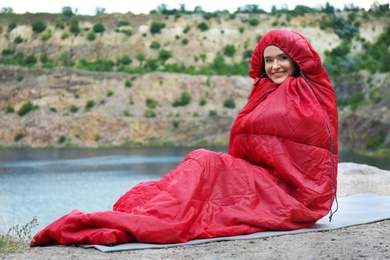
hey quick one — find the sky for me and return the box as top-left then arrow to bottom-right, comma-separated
0,0 -> 389,15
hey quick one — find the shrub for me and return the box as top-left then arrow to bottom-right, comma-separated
146,98 -> 157,109
144,59 -> 159,70
199,99 -> 207,106
58,135 -> 66,143
202,12 -> 214,20
144,108 -> 156,117
69,19 -> 80,34
243,49 -> 253,59
17,75 -> 24,82
183,25 -> 191,33
40,29 -> 52,41
223,44 -> 236,57
208,110 -> 217,117
120,29 -> 132,36
182,38 -> 188,45
17,101 -> 34,116
85,100 -> 95,110
8,22 -> 16,32
14,133 -> 24,142
366,136 -> 382,150
77,59 -> 114,72
223,99 -> 236,108
249,17 -> 259,26
123,110 -> 132,117
159,50 -> 171,63
117,20 -> 130,27
2,49 -> 14,56
40,55 -> 55,68
31,21 -> 46,33
5,105 -> 14,113
106,90 -> 114,97
55,19 -> 65,29
197,22 -> 209,32
150,21 -> 165,34
61,32 -> 69,40
172,91 -> 191,107
93,23 -> 105,33
150,41 -> 161,49
14,36 -> 23,44
119,55 -> 132,65
125,80 -> 132,88
25,55 -> 37,67
70,105 -> 78,113
87,31 -> 96,41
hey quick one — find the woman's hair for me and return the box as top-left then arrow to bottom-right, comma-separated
292,60 -> 301,77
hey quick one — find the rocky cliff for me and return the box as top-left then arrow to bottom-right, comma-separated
0,11 -> 389,154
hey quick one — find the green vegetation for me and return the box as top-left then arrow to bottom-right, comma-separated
17,101 -> 35,116
14,133 -> 24,142
70,105 -> 79,113
197,22 -> 209,32
146,98 -> 158,109
0,217 -> 38,253
87,32 -> 96,41
172,91 -> 191,107
69,19 -> 80,34
150,21 -> 165,34
106,90 -> 114,97
93,23 -> 105,33
150,41 -> 161,49
5,105 -> 14,113
17,75 -> 24,81
40,29 -> 52,41
31,21 -> 46,33
223,44 -> 236,57
58,135 -> 66,143
223,99 -> 236,108
14,36 -> 23,44
85,100 -> 95,110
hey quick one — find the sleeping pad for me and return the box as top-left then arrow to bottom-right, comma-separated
31,30 -> 338,246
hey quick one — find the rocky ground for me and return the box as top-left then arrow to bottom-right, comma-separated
1,162 -> 389,259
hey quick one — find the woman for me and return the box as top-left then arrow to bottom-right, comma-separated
31,29 -> 338,246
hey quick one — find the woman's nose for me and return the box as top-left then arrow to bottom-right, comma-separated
272,60 -> 281,69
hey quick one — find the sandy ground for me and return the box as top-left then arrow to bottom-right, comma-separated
1,163 -> 389,259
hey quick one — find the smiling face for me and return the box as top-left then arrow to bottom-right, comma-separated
263,45 -> 296,85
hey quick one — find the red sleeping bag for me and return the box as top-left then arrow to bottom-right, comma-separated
31,30 -> 338,246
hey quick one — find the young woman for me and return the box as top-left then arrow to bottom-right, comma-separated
31,29 -> 338,246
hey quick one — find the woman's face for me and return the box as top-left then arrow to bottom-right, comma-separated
263,45 -> 295,85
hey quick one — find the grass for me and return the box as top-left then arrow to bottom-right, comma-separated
0,216 -> 38,253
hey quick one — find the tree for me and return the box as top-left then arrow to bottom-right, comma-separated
136,53 -> 146,67
95,6 -> 106,15
1,7 -> 13,13
150,22 -> 165,34
32,21 -> 46,33
62,6 -> 73,17
223,44 -> 236,57
159,50 -> 171,63
93,23 -> 105,33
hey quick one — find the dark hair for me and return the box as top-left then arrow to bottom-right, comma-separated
292,60 -> 301,77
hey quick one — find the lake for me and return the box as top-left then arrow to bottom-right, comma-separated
0,147 -> 389,235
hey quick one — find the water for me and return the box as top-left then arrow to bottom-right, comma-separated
0,147 -> 388,234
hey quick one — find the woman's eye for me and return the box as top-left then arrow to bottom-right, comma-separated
280,56 -> 288,60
